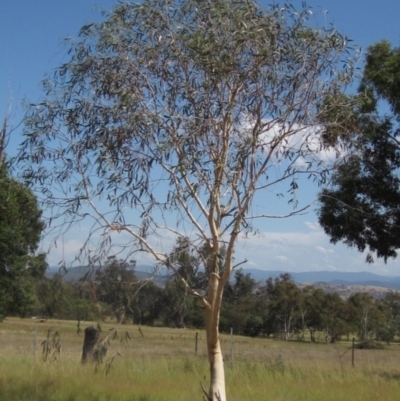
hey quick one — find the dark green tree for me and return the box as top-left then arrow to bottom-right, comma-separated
35,274 -> 66,319
262,274 -> 301,340
0,163 -> 46,318
161,237 -> 203,328
159,280 -> 204,328
318,40 -> 400,262
319,292 -> 352,343
300,286 -> 327,342
348,292 -> 388,341
375,317 -> 400,344
131,280 -> 164,326
375,293 -> 400,344
220,269 -> 260,336
34,275 -> 100,320
95,257 -> 137,324
382,291 -> 400,320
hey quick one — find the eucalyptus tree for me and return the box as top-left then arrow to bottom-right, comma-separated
95,256 -> 138,324
308,288 -> 353,344
318,40 -> 400,263
130,280 -> 163,325
348,292 -> 387,341
221,269 -> 259,335
0,118 -> 7,165
18,1 -> 356,399
263,274 -> 301,340
162,236 -> 203,328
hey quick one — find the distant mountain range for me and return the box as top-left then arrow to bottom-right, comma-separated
46,265 -> 400,290
46,265 -> 169,287
241,269 -> 400,290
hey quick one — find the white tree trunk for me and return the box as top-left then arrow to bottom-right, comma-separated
207,337 -> 226,401
362,308 -> 369,341
203,266 -> 228,401
205,306 -> 226,401
114,306 -> 126,325
284,314 -> 292,341
324,327 -> 331,344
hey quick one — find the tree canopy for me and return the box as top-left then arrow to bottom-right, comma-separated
0,162 -> 46,318
95,256 -> 138,324
17,1 -> 357,399
318,40 -> 400,262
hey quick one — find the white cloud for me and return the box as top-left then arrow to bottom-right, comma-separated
40,213 -> 399,277
41,221 -> 189,268
315,245 -> 333,254
41,238 -> 86,267
234,223 -> 399,276
257,121 -> 343,168
304,221 -> 321,231
275,255 -> 289,262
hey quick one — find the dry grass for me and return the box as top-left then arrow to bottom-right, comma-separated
1,317 -> 400,400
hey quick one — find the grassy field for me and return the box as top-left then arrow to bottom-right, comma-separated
1,317 -> 400,400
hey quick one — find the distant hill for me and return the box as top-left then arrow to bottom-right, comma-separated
241,268 -> 400,290
46,265 -> 400,291
46,264 -> 169,287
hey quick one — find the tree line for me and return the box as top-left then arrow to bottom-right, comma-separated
26,257 -> 400,345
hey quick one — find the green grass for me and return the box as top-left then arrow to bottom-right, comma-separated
1,318 -> 400,400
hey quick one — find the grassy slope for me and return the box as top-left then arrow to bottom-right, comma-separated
0,317 -> 399,400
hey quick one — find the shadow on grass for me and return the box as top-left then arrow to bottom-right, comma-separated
375,370 -> 400,381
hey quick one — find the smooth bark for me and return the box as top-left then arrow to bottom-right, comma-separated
205,297 -> 226,401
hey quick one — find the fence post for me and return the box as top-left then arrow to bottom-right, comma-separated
352,337 -> 355,367
195,331 -> 198,356
81,326 -> 101,364
32,317 -> 37,357
230,328 -> 234,367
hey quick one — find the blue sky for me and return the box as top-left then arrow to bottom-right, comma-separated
1,0 -> 400,275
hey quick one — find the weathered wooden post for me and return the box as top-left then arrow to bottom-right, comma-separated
81,326 -> 100,364
230,328 -> 234,367
32,317 -> 38,357
352,337 -> 355,367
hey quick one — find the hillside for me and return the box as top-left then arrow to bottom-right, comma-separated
46,265 -> 169,287
46,265 -> 400,298
241,268 -> 400,290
